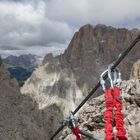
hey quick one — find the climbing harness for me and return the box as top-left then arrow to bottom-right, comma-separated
100,66 -> 127,140
49,34 -> 140,140
64,112 -> 98,140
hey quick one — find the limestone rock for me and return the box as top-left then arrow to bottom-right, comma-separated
130,59 -> 140,79
64,24 -> 140,92
61,79 -> 140,140
21,57 -> 83,117
42,53 -> 54,65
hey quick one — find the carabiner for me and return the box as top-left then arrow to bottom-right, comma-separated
63,112 -> 77,128
114,68 -> 122,88
108,64 -> 114,89
100,64 -> 122,91
100,69 -> 108,91
69,112 -> 76,128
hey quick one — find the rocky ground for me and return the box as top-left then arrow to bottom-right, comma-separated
59,79 -> 140,140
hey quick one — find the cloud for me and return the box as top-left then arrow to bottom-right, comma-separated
0,43 -> 67,58
0,0 -> 72,57
0,0 -> 69,58
45,0 -> 140,27
0,45 -> 21,50
0,0 -> 140,57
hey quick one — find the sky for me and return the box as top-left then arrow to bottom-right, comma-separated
0,0 -> 140,58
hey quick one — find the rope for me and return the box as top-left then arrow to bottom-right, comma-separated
48,34 -> 140,140
104,86 -> 127,140
72,127 -> 81,140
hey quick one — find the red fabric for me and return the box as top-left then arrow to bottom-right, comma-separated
72,127 -> 81,140
104,87 -> 127,140
113,86 -> 127,140
104,88 -> 114,140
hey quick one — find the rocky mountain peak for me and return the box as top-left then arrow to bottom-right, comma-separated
63,24 -> 140,93
22,24 -> 140,118
42,53 -> 54,65
79,24 -> 93,41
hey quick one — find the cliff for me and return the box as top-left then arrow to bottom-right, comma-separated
63,24 -> 140,92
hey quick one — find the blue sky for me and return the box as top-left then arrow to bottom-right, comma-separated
0,0 -> 140,57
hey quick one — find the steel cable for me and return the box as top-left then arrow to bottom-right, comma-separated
49,34 -> 140,140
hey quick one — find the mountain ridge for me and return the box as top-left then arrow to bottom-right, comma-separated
4,54 -> 40,66
22,24 -> 140,116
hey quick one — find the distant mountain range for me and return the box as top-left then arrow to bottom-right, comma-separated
3,54 -> 41,86
4,54 -> 40,66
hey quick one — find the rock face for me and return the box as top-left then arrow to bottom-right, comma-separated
21,55 -> 83,117
61,78 -> 140,140
63,24 -> 140,92
0,57 -> 63,140
130,59 -> 140,79
21,24 -> 140,118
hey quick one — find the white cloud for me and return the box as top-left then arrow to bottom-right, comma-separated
0,0 -> 140,57
0,0 -> 72,55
